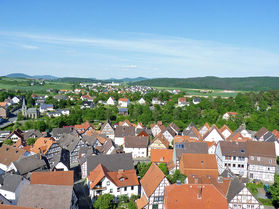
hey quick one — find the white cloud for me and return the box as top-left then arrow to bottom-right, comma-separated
19,44 -> 39,50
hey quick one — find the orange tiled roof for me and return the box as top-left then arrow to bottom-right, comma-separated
30,171 -> 74,186
0,102 -> 7,107
31,137 -> 55,154
88,164 -> 139,189
150,149 -> 173,163
173,135 -> 200,144
219,125 -> 232,135
164,184 -> 228,209
273,129 -> 279,139
180,153 -> 219,178
226,112 -> 238,116
74,121 -> 94,131
0,205 -> 40,209
119,119 -> 133,127
136,195 -> 148,209
203,124 -> 225,140
118,98 -> 129,102
227,132 -> 252,142
140,163 -> 166,197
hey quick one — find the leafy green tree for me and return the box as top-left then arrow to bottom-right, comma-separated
27,137 -> 37,145
136,162 -> 152,179
93,194 -> 115,209
158,163 -> 168,176
3,139 -> 13,145
167,170 -> 186,184
269,174 -> 279,207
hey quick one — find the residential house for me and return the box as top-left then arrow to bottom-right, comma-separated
81,101 -> 94,109
0,173 -> 29,204
58,133 -> 85,165
114,126 -> 135,146
219,125 -> 233,139
221,169 -> 264,209
247,141 -> 276,183
0,145 -> 27,171
106,97 -> 116,105
119,119 -> 133,127
203,124 -> 225,143
30,171 -> 74,186
136,163 -> 170,209
199,123 -> 210,137
80,95 -> 93,101
177,97 -> 189,107
8,154 -> 49,179
162,127 -> 176,145
182,123 -> 202,140
223,112 -> 238,120
88,164 -> 139,199
0,105 -> 9,119
254,127 -> 268,141
150,121 -> 166,137
23,130 -> 42,142
173,141 -> 208,169
51,127 -> 74,140
118,107 -> 129,115
12,96 -> 22,104
152,98 -> 162,105
150,149 -> 173,165
227,124 -> 253,141
148,134 -> 169,156
17,184 -> 78,209
74,121 -> 95,136
123,136 -> 149,158
80,153 -> 134,178
39,104 -> 54,113
215,141 -> 248,177
179,153 -> 219,178
163,184 -> 228,209
47,109 -> 70,117
168,123 -> 180,135
138,98 -> 146,105
100,120 -> 115,139
5,129 -> 24,143
53,95 -> 67,101
192,97 -> 201,104
118,98 -> 130,107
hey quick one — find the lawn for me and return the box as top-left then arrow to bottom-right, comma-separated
153,86 -> 246,97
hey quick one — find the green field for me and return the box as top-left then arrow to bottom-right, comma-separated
0,77 -> 73,92
153,86 -> 246,97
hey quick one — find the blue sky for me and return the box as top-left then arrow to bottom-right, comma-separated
0,0 -> 279,79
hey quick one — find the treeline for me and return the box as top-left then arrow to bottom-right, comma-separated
9,90 -> 279,133
132,76 -> 279,91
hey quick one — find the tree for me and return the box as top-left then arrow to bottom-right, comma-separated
27,137 -> 37,145
136,162 -> 152,179
93,194 -> 115,209
269,174 -> 279,207
167,170 -> 186,184
3,139 -> 13,145
158,163 -> 168,176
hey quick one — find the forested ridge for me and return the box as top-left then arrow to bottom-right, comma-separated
132,76 -> 279,91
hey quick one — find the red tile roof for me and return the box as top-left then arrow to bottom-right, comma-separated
164,184 -> 228,209
150,149 -> 173,163
30,171 -> 74,186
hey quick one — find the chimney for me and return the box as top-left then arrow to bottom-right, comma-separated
197,186 -> 202,199
217,176 -> 223,183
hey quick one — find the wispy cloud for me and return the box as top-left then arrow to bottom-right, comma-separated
0,31 -> 279,78
19,44 -> 39,50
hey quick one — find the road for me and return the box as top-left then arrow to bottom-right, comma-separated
0,109 -> 20,129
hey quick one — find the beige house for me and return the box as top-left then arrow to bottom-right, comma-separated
148,133 -> 169,156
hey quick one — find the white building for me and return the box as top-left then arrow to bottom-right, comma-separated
152,98 -> 161,105
88,164 -> 139,199
203,125 -> 225,143
138,98 -> 146,105
106,97 -> 116,105
118,98 -> 130,107
215,141 -> 248,178
123,136 -> 149,158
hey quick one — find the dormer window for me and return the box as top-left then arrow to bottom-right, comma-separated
250,156 -> 254,160
120,178 -> 124,182
257,157 -> 261,161
106,181 -> 110,186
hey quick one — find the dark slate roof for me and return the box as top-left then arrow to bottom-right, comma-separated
23,130 -> 43,141
264,132 -> 278,142
17,184 -> 75,209
82,135 -> 98,146
81,101 -> 93,106
219,141 -> 248,157
115,126 -> 135,137
100,120 -> 113,132
175,141 -> 208,160
254,127 -> 268,140
169,122 -> 180,133
1,173 -> 26,192
220,168 -> 236,178
119,108 -> 128,113
50,149 -> 70,170
226,176 -> 245,202
84,153 -> 134,175
52,127 -> 74,138
164,126 -> 176,137
58,134 -> 80,152
100,139 -> 115,154
13,154 -> 48,175
124,136 -> 149,148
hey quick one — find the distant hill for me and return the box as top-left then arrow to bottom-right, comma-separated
106,77 -> 148,83
132,76 -> 279,91
6,73 -> 57,80
6,73 -> 33,79
56,77 -> 101,83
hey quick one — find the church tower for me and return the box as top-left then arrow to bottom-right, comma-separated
22,98 -> 27,117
